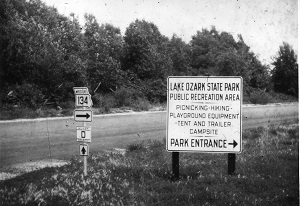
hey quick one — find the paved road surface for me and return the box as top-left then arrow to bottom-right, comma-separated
0,103 -> 298,169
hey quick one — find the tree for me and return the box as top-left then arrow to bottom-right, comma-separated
190,28 -> 219,75
122,19 -> 172,101
83,14 -> 125,94
166,34 -> 192,76
0,0 -> 87,107
123,19 -> 172,80
271,42 -> 298,96
189,26 -> 271,93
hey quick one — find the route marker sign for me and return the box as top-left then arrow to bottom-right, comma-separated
79,144 -> 89,156
167,76 -> 242,153
74,109 -> 93,122
75,94 -> 93,107
76,126 -> 91,143
73,87 -> 89,94
73,86 -> 93,176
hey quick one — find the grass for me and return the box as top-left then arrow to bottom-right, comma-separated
0,124 -> 299,205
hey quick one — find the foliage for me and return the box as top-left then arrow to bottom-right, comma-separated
0,124 -> 298,205
249,90 -> 273,105
113,86 -> 137,107
6,83 -> 44,108
126,142 -> 146,152
92,87 -> 150,113
1,0 -> 87,107
166,34 -> 192,76
0,0 -> 296,112
271,42 -> 298,97
122,19 -> 172,101
189,27 -> 271,92
83,14 -> 125,93
123,20 -> 171,79
92,93 -> 116,113
131,97 -> 150,111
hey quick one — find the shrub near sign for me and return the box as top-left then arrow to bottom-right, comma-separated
167,76 -> 242,153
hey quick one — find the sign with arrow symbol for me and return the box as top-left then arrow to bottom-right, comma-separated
167,76 -> 242,153
79,144 -> 89,156
74,109 -> 93,122
228,140 -> 238,148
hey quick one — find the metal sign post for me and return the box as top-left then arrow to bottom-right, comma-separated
83,120 -> 88,176
73,87 -> 93,176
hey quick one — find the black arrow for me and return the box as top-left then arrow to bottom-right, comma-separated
81,147 -> 86,155
76,113 -> 90,119
228,140 -> 238,148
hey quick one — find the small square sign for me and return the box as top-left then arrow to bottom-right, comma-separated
79,144 -> 89,156
76,126 -> 91,143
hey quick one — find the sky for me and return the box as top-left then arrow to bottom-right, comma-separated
42,0 -> 298,65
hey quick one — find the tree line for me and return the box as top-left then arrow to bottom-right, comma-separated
0,0 -> 298,109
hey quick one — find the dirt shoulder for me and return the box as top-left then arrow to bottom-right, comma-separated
0,159 -> 70,181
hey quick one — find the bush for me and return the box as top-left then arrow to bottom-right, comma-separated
126,142 -> 145,152
288,125 -> 299,139
142,79 -> 167,103
132,97 -> 150,111
249,90 -> 273,104
5,83 -> 44,109
59,100 -> 74,110
93,93 -> 116,113
84,88 -> 150,114
113,87 -> 135,107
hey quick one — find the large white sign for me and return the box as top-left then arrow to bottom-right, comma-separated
167,76 -> 242,153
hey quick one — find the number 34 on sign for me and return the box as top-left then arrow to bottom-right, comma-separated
75,94 -> 93,107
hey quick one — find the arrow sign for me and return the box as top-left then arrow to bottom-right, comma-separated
228,140 -> 238,148
74,110 -> 93,122
79,144 -> 89,156
76,113 -> 90,119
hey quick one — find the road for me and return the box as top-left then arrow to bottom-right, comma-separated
0,103 -> 298,169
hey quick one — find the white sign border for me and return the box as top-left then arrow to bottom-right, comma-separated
76,126 -> 92,143
79,144 -> 89,156
73,87 -> 89,95
75,94 -> 93,108
74,109 -> 93,122
166,76 -> 243,153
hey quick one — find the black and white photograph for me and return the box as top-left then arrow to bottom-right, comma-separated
0,0 -> 298,205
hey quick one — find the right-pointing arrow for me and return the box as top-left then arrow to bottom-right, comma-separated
76,113 -> 90,119
229,140 -> 238,148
